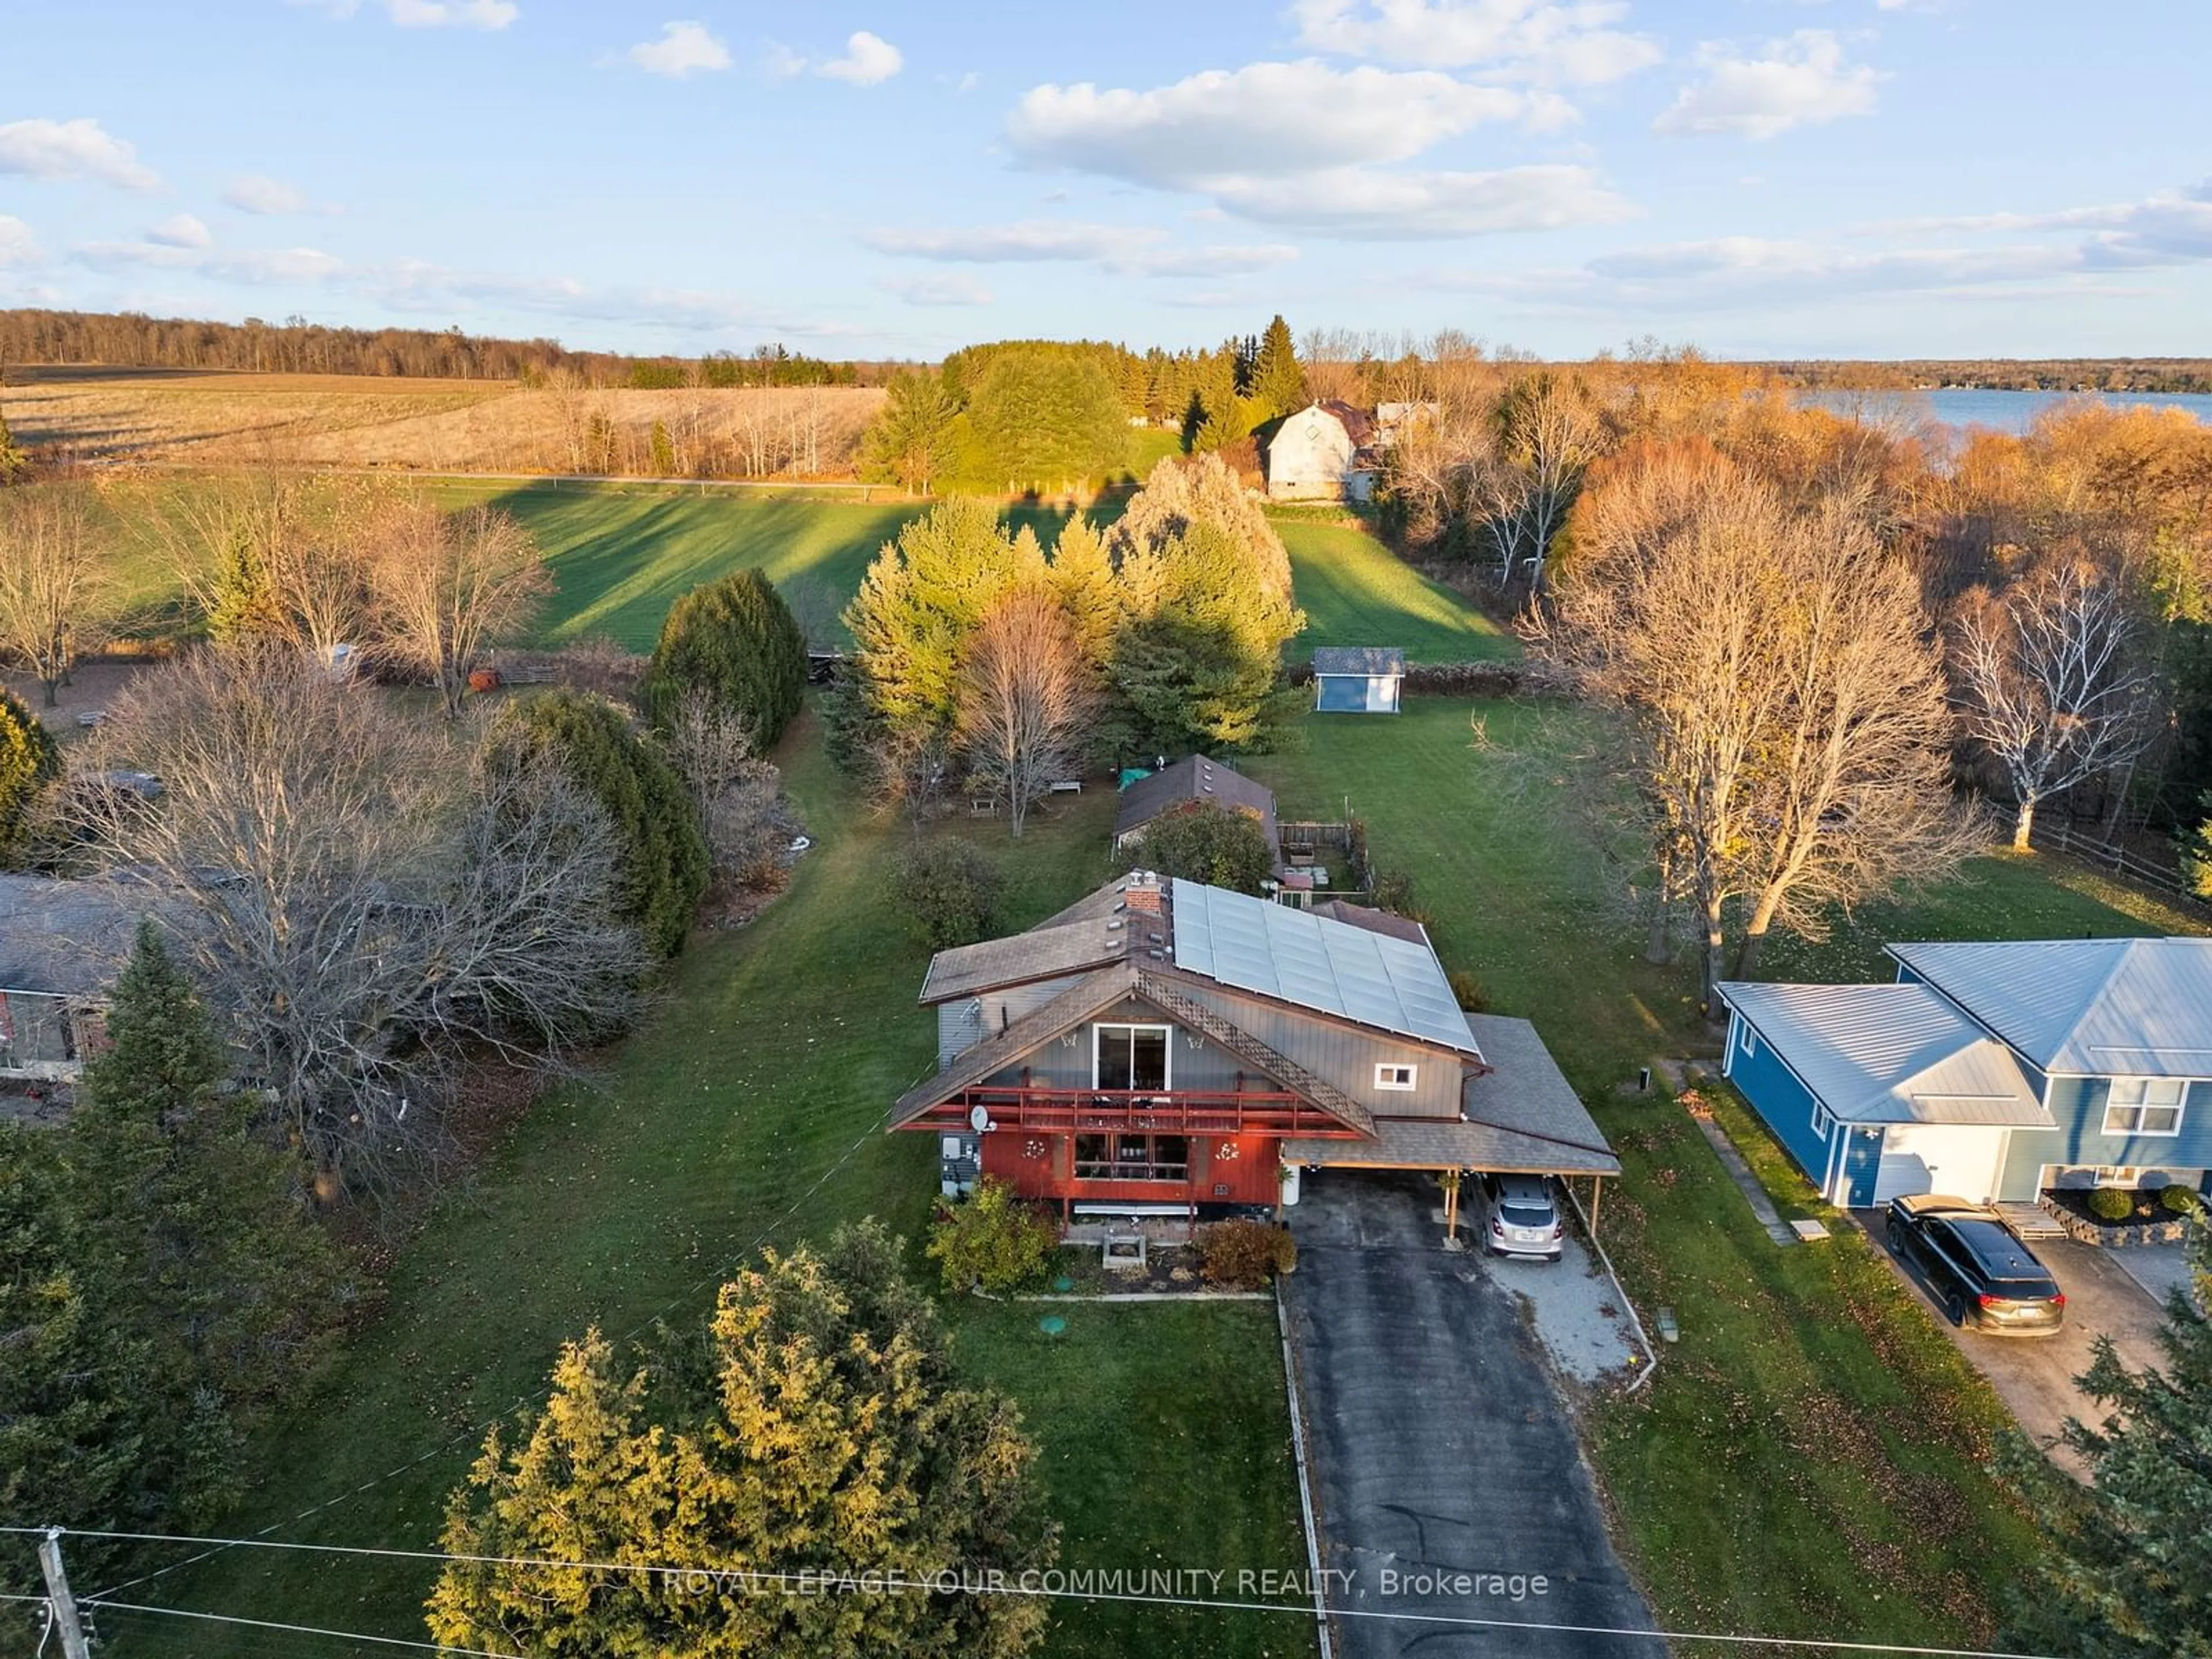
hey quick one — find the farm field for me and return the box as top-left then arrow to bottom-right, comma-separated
1245,698 -> 2210,1654
113,707 -> 1311,1659
1,366 -> 882,475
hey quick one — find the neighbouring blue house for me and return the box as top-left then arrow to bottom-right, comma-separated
1717,938 -> 2212,1209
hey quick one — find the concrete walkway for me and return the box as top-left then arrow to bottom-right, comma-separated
1689,1114 -> 1798,1245
1281,1171 -> 1661,1659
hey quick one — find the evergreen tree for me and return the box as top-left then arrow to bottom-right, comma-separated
966,351 -> 1128,493
484,690 -> 709,957
203,522 -> 285,643
649,419 -> 676,477
67,923 -> 339,1418
429,1221 -> 1056,1659
0,1127 -> 153,1599
2184,794 -> 2212,899
1249,314 -> 1306,421
642,569 -> 809,749
859,369 -> 963,495
2005,1224 -> 2212,1657
0,686 -> 58,865
0,396 -> 24,482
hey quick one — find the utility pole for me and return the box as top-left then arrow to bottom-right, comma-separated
36,1528 -> 92,1659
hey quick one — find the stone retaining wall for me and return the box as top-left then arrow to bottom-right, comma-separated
2037,1192 -> 2195,1247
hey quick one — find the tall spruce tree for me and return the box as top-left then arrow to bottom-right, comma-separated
483,689 -> 709,957
1249,314 -> 1306,421
0,687 -> 58,865
66,922 -> 339,1415
2005,1223 -> 2212,1657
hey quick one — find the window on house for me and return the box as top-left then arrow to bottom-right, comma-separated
1374,1063 -> 1417,1092
1094,1024 -> 1171,1093
1073,1133 -> 1190,1181
1740,1025 -> 1758,1058
2103,1078 -> 2186,1137
2093,1165 -> 2142,1187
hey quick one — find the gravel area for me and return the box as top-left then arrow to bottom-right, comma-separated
1482,1237 -> 1643,1385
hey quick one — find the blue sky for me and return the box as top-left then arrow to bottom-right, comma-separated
3,1 -> 2209,361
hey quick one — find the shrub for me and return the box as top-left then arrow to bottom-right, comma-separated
1118,798 -> 1275,895
641,569 -> 808,749
893,838 -> 1002,949
2088,1187 -> 2136,1222
482,688 -> 709,957
709,777 -> 798,889
1198,1219 -> 1297,1289
1449,969 -> 1488,1013
927,1179 -> 1059,1293
0,688 -> 59,866
2159,1184 -> 2204,1217
1372,869 -> 1426,922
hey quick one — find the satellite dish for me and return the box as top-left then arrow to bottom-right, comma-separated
968,1104 -> 991,1134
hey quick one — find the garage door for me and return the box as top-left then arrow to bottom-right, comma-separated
1872,1124 -> 2004,1205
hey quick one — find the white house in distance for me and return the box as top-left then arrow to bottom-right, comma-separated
1312,647 -> 1405,714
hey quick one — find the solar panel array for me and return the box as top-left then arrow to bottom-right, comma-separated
1170,879 -> 1480,1054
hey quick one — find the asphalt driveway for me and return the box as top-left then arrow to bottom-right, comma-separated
1280,1170 -> 1661,1659
1860,1214 -> 2172,1472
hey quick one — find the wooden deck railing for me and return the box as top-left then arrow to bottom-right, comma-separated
902,1085 -> 1366,1138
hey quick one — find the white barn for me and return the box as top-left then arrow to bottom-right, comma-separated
1266,401 -> 1377,502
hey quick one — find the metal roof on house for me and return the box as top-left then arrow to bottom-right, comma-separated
1887,937 -> 2212,1078
1112,755 -> 1278,846
1717,981 -> 2055,1127
1310,647 -> 1406,678
1169,878 -> 1479,1055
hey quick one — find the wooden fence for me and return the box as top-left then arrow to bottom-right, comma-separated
2025,817 -> 2209,911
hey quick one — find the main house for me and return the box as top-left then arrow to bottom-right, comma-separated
1718,937 -> 2212,1209
890,871 -> 1618,1232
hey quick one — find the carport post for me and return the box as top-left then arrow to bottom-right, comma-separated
1586,1176 -> 1603,1241
1440,1167 -> 1461,1242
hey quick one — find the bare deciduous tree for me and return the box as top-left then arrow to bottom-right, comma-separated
1533,449 -> 1972,1001
1484,370 -> 1607,589
70,647 -> 647,1204
0,481 -> 107,705
369,499 -> 552,717
1953,559 -> 2158,850
956,591 -> 1093,838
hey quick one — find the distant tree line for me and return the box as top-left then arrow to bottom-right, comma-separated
0,308 -> 896,387
1770,358 -> 2212,395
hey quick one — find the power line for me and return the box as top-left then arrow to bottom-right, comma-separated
77,1599 -> 522,1659
14,1525 -> 2071,1659
73,1094 -> 902,1603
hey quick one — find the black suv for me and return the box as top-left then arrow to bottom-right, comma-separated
1885,1195 -> 2066,1335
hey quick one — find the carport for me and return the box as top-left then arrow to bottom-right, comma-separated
1284,1013 -> 1621,1240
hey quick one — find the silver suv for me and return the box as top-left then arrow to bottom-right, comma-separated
1482,1173 -> 1563,1260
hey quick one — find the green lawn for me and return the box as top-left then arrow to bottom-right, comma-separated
426,481 -> 1509,665
111,709 -> 1308,1657
1244,696 -> 2209,1653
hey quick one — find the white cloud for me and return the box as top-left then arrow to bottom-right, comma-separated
1210,162 -> 1631,237
867,221 -> 1138,262
147,213 -> 213,249
866,219 -> 1302,276
293,0 -> 518,26
628,21 -> 730,77
818,30 -> 902,85
0,118 -> 160,191
878,273 -> 995,306
955,70 -> 981,94
1291,0 -> 1661,85
0,217 -> 41,267
384,0 -> 518,28
1009,62 -> 1542,187
1654,31 -> 1884,141
73,238 -> 343,283
224,174 -> 313,216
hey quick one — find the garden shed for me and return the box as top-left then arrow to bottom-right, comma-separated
1312,647 -> 1404,714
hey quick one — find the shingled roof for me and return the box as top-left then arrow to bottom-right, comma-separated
1310,646 -> 1406,677
1112,755 -> 1278,847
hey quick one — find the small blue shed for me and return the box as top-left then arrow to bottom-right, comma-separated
1312,646 -> 1404,714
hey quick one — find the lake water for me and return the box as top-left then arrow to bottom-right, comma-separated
1801,388 -> 2212,434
